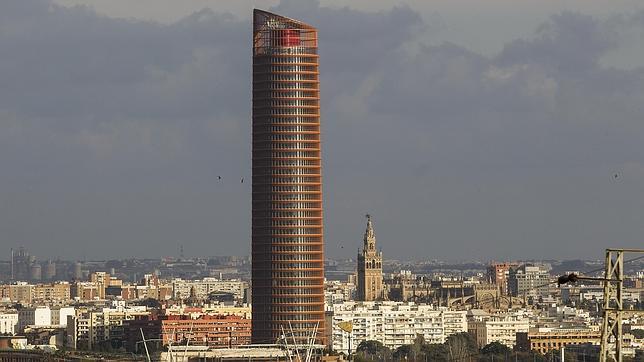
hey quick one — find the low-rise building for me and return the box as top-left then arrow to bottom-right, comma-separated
516,327 -> 600,354
161,314 -> 251,348
0,312 -> 19,335
18,306 -> 51,332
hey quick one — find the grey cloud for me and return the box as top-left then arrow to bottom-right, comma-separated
2,0 -> 644,260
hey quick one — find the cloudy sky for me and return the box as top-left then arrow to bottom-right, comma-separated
2,0 -> 644,261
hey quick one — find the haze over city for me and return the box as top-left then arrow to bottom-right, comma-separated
3,0 -> 644,261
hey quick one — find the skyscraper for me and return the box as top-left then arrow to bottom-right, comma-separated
357,215 -> 384,301
252,10 -> 325,344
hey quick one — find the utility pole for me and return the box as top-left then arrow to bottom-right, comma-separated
597,249 -> 644,362
10,248 -> 14,281
558,248 -> 644,362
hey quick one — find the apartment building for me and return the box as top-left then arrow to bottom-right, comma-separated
516,327 -> 600,354
468,311 -> 530,348
0,313 -> 19,335
171,278 -> 248,301
331,302 -> 467,354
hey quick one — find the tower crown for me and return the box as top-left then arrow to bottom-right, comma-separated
364,214 -> 376,251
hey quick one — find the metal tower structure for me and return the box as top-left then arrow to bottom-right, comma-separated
599,248 -> 644,362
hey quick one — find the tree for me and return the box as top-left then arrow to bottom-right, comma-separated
445,332 -> 478,361
356,340 -> 388,355
356,340 -> 392,361
631,329 -> 644,339
421,343 -> 449,361
393,344 -> 413,360
480,341 -> 511,355
135,298 -> 160,308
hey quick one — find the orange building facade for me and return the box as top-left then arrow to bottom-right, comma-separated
252,9 -> 325,344
161,315 -> 251,348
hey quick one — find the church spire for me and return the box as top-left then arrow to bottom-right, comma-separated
357,214 -> 385,301
364,214 -> 376,251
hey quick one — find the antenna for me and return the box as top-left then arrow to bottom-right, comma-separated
140,328 -> 151,362
280,325 -> 293,362
183,321 -> 194,359
288,321 -> 301,361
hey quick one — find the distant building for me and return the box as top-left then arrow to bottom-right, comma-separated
516,327 -> 600,354
43,261 -> 56,281
72,282 -> 101,301
161,314 -> 251,348
50,306 -> 75,327
18,306 -> 51,332
66,306 -> 149,350
508,264 -> 551,297
171,278 -> 247,301
0,313 -> 18,335
357,215 -> 385,301
32,282 -> 71,303
331,301 -> 467,354
487,262 -> 518,295
467,311 -> 530,348
324,279 -> 356,310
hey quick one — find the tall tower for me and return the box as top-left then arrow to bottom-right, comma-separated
252,10 -> 325,344
357,215 -> 384,301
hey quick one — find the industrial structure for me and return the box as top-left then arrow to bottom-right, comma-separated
252,9 -> 325,345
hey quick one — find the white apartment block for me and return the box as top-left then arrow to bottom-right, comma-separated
67,307 -> 150,349
325,280 -> 356,310
468,312 -> 530,348
51,306 -> 76,327
331,301 -> 467,354
171,278 -> 248,300
18,306 -> 51,332
0,312 -> 19,335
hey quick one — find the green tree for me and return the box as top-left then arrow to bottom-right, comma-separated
356,340 -> 387,355
631,329 -> 644,339
356,340 -> 392,361
481,341 -> 511,355
421,343 -> 449,360
445,332 -> 478,361
393,344 -> 414,360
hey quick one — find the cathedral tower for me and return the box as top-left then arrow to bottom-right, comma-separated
357,215 -> 384,301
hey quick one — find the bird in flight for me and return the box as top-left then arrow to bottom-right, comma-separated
240,177 -> 244,183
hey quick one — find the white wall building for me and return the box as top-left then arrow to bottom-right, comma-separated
51,306 -> 76,327
468,312 -> 530,348
18,306 -> 51,332
171,278 -> 248,301
0,312 -> 19,335
331,301 -> 467,354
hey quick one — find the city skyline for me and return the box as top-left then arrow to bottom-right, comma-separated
2,0 -> 644,261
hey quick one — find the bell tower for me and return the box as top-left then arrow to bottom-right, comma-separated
357,214 -> 384,301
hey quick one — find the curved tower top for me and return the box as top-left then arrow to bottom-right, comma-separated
253,9 -> 318,56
